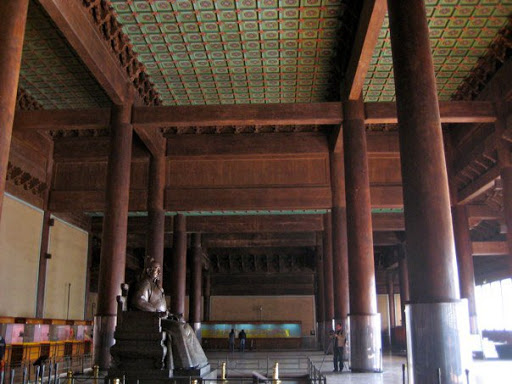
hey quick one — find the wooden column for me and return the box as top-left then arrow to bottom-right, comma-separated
0,0 -> 29,221
189,233 -> 202,331
397,243 -> 410,326
146,154 -> 165,282
95,101 -> 134,369
452,205 -> 478,334
387,272 -> 396,328
502,167 -> 512,276
322,213 -> 335,330
170,214 -> 187,316
343,96 -> 380,371
388,0 -> 468,381
203,271 -> 211,321
330,151 -> 350,324
146,156 -> 165,285
314,233 -> 325,347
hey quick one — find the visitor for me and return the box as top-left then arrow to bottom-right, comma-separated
239,329 -> 247,352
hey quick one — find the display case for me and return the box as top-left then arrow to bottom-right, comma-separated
201,321 -> 302,350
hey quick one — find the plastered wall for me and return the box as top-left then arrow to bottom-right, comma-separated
45,218 -> 88,320
210,295 -> 315,336
0,195 -> 43,317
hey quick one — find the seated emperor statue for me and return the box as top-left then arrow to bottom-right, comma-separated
128,257 -> 208,370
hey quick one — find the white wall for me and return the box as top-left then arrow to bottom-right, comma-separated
45,217 -> 88,320
0,195 -> 43,317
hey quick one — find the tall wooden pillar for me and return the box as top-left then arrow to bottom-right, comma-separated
388,1 -> 470,381
189,233 -> 202,334
330,151 -> 350,325
314,233 -> 325,348
203,271 -> 211,321
0,0 -> 29,221
343,97 -> 381,372
95,101 -> 134,369
397,243 -> 410,326
322,213 -> 335,339
170,214 -> 187,316
452,205 -> 478,334
502,167 -> 512,276
146,154 -> 165,281
387,271 -> 396,349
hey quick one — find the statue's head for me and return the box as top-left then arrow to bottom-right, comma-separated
144,256 -> 161,280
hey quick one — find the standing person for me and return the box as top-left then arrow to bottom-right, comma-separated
0,335 -> 5,372
332,323 -> 346,372
238,329 -> 247,352
228,329 -> 235,352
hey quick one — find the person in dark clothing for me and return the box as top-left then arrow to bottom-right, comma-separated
238,329 -> 247,352
332,323 -> 347,372
228,329 -> 235,352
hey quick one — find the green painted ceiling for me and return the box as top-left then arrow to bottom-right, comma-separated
19,1 -> 111,109
364,0 -> 512,102
110,0 -> 343,105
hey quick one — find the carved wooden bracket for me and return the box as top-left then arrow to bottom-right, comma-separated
6,162 -> 48,197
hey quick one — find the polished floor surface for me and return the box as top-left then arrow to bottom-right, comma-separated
206,350 -> 512,384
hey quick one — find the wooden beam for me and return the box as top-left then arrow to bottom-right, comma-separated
466,204 -> 502,221
53,137 -> 150,161
133,126 -> 165,157
365,101 -> 497,124
14,109 -> 110,131
366,131 -> 399,157
188,214 -> 324,234
166,133 -> 328,157
202,232 -> 317,248
164,187 -> 333,211
458,165 -> 501,204
472,241 -> 508,256
343,0 -> 387,100
370,185 -> 403,208
49,190 -> 147,211
372,212 -> 404,231
134,102 -> 342,128
37,0 -> 130,105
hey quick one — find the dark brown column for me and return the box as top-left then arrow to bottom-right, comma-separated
84,234 -> 94,320
343,97 -> 380,371
388,0 -> 468,381
387,272 -> 396,328
322,213 -> 334,328
146,154 -> 165,281
452,205 -> 478,334
397,244 -> 410,326
314,233 -> 325,347
170,214 -> 187,316
189,233 -> 202,332
203,271 -> 211,321
36,212 -> 52,318
330,151 -> 350,324
94,101 -> 133,369
0,0 -> 29,221
502,167 -> 512,276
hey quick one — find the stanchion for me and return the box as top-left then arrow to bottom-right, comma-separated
272,362 -> 280,384
22,366 -> 27,384
9,368 -> 14,384
54,363 -> 59,384
465,368 -> 470,384
437,368 -> 442,384
112,378 -> 120,384
402,364 -> 406,384
221,362 -> 227,381
67,370 -> 73,384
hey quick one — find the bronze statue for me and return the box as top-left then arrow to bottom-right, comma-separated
127,256 -> 208,371
129,257 -> 167,312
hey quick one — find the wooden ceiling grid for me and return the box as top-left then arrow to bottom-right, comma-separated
20,1 -> 111,109
364,0 -> 512,102
109,0 -> 347,105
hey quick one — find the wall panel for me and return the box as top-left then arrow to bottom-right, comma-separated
45,218 -> 88,320
0,195 -> 43,317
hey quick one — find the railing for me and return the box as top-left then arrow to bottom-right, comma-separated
206,356 -> 310,378
306,359 -> 326,384
0,354 -> 93,384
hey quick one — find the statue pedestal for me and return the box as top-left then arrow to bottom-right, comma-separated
109,311 -> 172,381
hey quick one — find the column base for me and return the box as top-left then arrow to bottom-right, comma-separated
94,314 -> 117,370
348,314 -> 382,372
406,300 -> 472,384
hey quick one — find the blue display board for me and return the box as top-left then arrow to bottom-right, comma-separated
202,322 -> 301,338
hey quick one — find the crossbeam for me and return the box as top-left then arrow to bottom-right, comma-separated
14,101 -> 496,131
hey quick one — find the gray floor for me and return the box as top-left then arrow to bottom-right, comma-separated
206,350 -> 512,384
